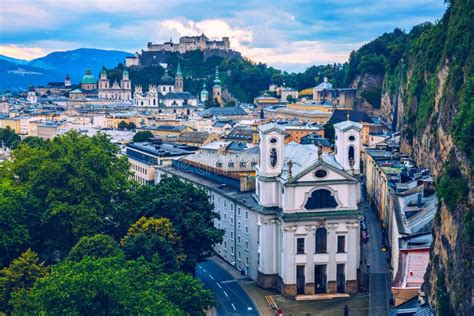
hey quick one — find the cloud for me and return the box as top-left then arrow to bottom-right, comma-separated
0,0 -> 447,71
0,45 -> 47,60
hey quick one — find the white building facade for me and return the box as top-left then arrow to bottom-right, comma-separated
155,121 -> 363,297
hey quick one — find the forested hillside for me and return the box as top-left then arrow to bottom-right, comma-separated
346,0 -> 472,314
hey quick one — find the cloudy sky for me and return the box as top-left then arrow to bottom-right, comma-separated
0,0 -> 446,72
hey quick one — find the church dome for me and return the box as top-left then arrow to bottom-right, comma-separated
201,83 -> 209,95
160,69 -> 174,85
81,69 -> 96,84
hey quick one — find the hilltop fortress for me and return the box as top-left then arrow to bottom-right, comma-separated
148,34 -> 230,53
126,34 -> 240,66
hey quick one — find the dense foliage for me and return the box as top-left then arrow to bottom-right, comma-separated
0,132 -> 222,314
0,127 -> 21,149
136,177 -> 224,272
11,255 -> 214,315
133,130 -> 154,142
0,249 -> 48,313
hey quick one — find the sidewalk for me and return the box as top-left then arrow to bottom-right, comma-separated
209,256 -> 369,316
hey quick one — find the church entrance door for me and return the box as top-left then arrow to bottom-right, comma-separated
296,265 -> 305,295
315,265 -> 327,293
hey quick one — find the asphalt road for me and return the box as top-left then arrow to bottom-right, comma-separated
196,260 -> 258,316
360,193 -> 391,316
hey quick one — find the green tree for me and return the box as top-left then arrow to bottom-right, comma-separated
0,127 -> 21,149
0,181 -> 31,266
21,136 -> 47,148
117,120 -> 128,130
11,255 -> 213,315
224,100 -> 236,107
137,177 -> 224,272
128,122 -> 137,130
67,234 -> 122,262
0,249 -> 48,313
122,217 -> 185,272
1,131 -> 136,260
132,130 -> 154,142
324,123 -> 335,143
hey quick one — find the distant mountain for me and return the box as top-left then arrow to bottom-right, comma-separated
0,55 -> 28,65
0,48 -> 132,91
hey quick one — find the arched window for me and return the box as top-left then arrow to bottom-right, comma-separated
304,189 -> 338,210
270,148 -> 277,168
348,146 -> 354,161
315,228 -> 327,253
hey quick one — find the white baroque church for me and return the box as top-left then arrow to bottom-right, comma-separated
254,121 -> 362,296
155,120 -> 363,297
98,68 -> 132,101
133,63 -> 197,108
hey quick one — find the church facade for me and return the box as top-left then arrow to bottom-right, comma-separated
255,122 -> 362,296
98,68 -> 132,101
155,120 -> 363,298
133,64 -> 197,108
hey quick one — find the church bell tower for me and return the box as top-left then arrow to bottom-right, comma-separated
256,123 -> 285,207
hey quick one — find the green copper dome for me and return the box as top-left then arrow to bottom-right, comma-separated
123,69 -> 129,76
201,83 -> 209,96
160,69 -> 174,85
81,69 -> 97,84
100,67 -> 107,75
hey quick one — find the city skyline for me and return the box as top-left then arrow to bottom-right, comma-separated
0,0 -> 446,72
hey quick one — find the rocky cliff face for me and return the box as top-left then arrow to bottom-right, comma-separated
380,1 -> 473,314
347,0 -> 472,313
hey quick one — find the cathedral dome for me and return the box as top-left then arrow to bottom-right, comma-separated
81,69 -> 96,84
160,69 -> 174,85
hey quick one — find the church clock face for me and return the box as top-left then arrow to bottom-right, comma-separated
270,148 -> 277,168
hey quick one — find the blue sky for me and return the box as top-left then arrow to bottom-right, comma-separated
0,0 -> 447,72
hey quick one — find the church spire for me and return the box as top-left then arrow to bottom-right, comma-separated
213,66 -> 221,86
176,60 -> 182,76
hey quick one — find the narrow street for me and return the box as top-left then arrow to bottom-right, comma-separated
360,189 -> 391,316
196,259 -> 258,316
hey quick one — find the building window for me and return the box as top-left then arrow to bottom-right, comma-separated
245,241 -> 249,250
348,146 -> 355,163
224,214 -> 226,220
228,162 -> 234,168
245,226 -> 249,234
231,204 -> 234,211
238,221 -> 241,229
216,162 -> 222,168
245,211 -> 249,219
337,235 -> 345,253
231,231 -> 234,240
238,207 -> 241,216
246,257 -> 249,266
237,236 -> 241,244
270,148 -> 277,168
224,241 -> 227,250
224,201 -> 226,207
315,227 -> 327,253
305,189 -> 338,210
230,217 -> 234,224
240,161 -> 246,167
238,251 -> 241,260
231,246 -> 234,255
296,237 -> 305,254
315,169 -> 328,178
